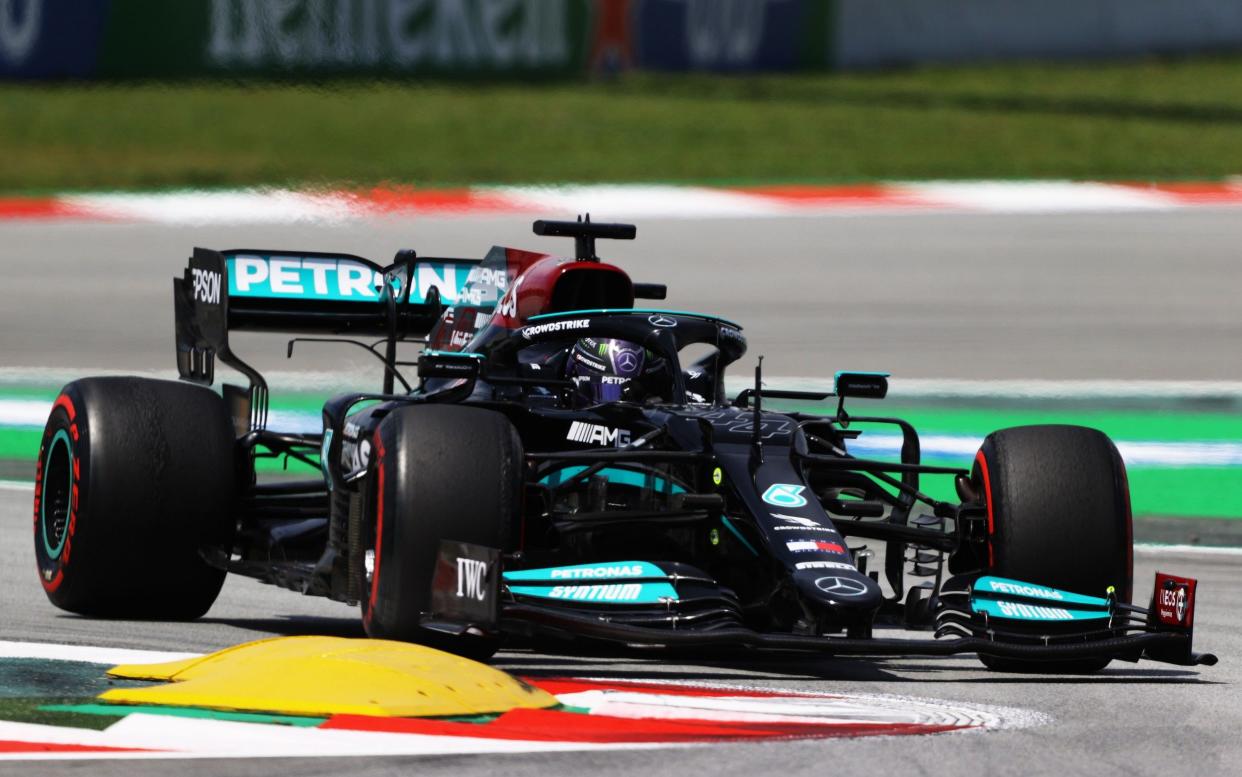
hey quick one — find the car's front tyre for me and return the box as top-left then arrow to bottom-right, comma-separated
972,424 -> 1132,673
360,404 -> 522,661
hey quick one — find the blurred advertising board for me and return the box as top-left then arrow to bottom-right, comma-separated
0,0 -> 828,79
2,0 -> 592,78
607,0 -> 830,73
15,1 -> 1237,80
0,1 -> 110,78
833,0 -> 1242,69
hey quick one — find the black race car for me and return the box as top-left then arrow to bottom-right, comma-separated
34,218 -> 1215,672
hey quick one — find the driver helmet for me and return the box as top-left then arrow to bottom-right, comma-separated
566,337 -> 662,405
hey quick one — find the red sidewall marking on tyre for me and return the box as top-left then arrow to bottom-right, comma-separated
37,394 -> 81,593
365,432 -> 386,626
1118,452 -> 1134,601
51,395 -> 76,422
974,450 -> 995,567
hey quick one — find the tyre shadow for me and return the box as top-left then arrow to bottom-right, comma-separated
495,647 -> 1217,685
196,615 -> 365,638
194,618 -> 1218,685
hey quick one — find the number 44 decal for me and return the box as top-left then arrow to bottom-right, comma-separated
762,484 -> 807,508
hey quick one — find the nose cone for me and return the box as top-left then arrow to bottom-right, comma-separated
794,569 -> 883,611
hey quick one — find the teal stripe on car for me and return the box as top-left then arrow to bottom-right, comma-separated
504,561 -> 665,582
508,581 -> 678,604
225,256 -> 472,304
505,561 -> 679,604
971,598 -> 1110,622
538,466 -> 686,494
973,576 -> 1110,608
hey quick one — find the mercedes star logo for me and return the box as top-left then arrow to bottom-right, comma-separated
648,314 -> 677,328
615,350 -> 640,372
815,576 -> 870,598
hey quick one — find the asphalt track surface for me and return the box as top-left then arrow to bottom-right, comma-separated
1,212 -> 1240,774
2,210 -> 1241,380
0,485 -> 1238,775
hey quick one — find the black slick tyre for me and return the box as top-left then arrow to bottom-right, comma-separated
972,424 -> 1132,673
33,377 -> 235,619
360,404 -> 522,661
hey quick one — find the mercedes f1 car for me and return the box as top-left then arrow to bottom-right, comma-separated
34,218 -> 1216,672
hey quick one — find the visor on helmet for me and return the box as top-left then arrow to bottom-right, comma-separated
566,338 -> 647,405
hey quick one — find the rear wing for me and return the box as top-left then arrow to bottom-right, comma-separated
173,247 -> 479,428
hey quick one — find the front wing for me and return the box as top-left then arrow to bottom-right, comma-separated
428,543 -> 1217,668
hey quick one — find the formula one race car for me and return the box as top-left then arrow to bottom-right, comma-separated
34,218 -> 1216,673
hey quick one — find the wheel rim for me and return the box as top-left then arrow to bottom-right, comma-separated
41,429 -> 73,560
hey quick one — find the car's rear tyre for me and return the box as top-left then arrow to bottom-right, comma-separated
360,405 -> 522,661
34,377 -> 235,619
972,424 -> 1132,673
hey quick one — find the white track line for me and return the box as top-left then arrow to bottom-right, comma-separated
30,181 -> 1242,224
851,434 -> 1242,467
0,399 -> 318,433
492,184 -> 791,219
0,399 -> 58,427
8,369 -> 1242,399
0,366 -> 363,392
63,190 -> 362,226
9,398 -> 1239,467
0,714 -> 649,760
1134,543 -> 1242,556
0,640 -> 199,665
904,181 -> 1173,213
751,377 -> 1242,400
0,480 -> 33,492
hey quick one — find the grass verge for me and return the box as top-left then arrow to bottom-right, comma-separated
912,462 -> 1242,520
6,56 -> 1242,191
0,698 -> 115,731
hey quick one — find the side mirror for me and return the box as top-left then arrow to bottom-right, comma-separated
834,371 -> 889,400
633,282 -> 667,300
418,350 -> 482,380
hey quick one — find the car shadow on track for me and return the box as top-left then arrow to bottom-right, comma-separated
187,621 -> 1218,685
496,647 -> 907,682
495,650 -> 1218,685
750,657 -> 1218,684
196,615 -> 365,639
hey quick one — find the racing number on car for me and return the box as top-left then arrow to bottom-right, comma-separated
726,419 -> 791,440
762,484 -> 807,508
